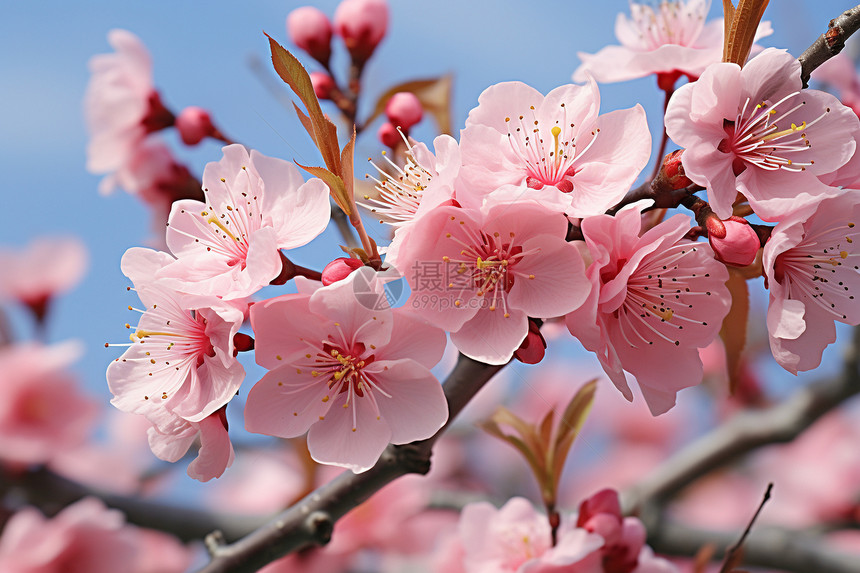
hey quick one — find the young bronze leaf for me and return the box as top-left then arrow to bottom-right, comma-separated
720,269 -> 749,394
341,127 -> 357,205
267,34 -> 342,174
293,102 -> 318,148
366,76 -> 454,135
478,418 -> 545,479
722,0 -> 736,62
296,163 -> 351,216
490,407 -> 542,456
551,379 -> 597,488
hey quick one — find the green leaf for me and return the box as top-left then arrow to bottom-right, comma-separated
550,380 -> 597,489
720,268 -> 749,394
366,76 -> 454,135
296,163 -> 351,216
267,34 -> 342,174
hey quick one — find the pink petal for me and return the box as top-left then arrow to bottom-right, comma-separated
450,307 -> 528,365
244,367 -> 332,438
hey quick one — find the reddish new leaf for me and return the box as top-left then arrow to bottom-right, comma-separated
296,163 -> 351,216
550,379 -> 597,489
267,34 -> 342,174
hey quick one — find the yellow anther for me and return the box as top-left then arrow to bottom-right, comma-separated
206,215 -> 239,242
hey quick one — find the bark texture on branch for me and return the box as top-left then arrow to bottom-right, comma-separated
799,3 -> 860,87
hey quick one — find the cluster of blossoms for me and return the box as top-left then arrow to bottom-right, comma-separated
68,0 -> 860,570
96,0 -> 860,480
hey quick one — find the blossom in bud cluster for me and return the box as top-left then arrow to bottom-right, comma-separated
107,248 -> 245,425
666,48 -> 859,221
566,205 -> 730,415
386,92 -> 423,131
0,342 -> 97,466
0,498 -> 191,573
763,193 -> 860,374
0,237 -> 88,323
157,144 -> 330,300
287,6 -> 333,65
175,106 -> 216,145
85,29 -> 174,195
245,268 -> 448,473
334,0 -> 388,63
458,80 -> 650,217
310,71 -> 335,100
397,202 -> 589,365
449,496 -> 678,573
573,0 -> 772,86
709,217 -> 760,267
321,257 -> 364,285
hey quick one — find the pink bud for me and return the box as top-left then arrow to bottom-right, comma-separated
310,72 -> 335,100
322,257 -> 364,286
513,320 -> 546,364
334,0 -> 388,64
287,6 -> 333,65
377,121 -> 400,148
577,488 -> 622,528
385,92 -> 423,131
175,106 -> 216,145
661,149 -> 692,189
709,217 -> 760,267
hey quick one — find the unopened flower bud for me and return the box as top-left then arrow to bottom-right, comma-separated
709,217 -> 760,267
377,121 -> 400,148
334,0 -> 388,64
513,320 -> 546,364
385,92 -> 423,131
287,6 -> 333,65
577,489 -> 623,528
653,149 -> 692,191
175,106 -> 216,145
310,72 -> 335,100
322,257 -> 364,285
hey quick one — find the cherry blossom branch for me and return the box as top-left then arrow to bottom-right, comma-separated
623,326 -> 860,513
0,466 -> 260,543
799,3 -> 860,87
196,354 -> 506,573
719,482 -> 772,572
643,516 -> 860,573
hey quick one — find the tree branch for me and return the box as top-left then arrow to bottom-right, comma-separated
645,517 -> 860,573
195,354 -> 505,573
623,327 -> 860,513
799,4 -> 860,87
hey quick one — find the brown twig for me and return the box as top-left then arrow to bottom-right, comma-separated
719,482 -> 773,572
799,4 -> 860,87
195,354 -> 505,573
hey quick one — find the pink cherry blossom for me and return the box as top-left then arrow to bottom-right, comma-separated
362,134 -> 460,229
157,144 -> 330,300
458,81 -> 651,217
0,341 -> 97,465
0,497 -> 191,573
574,0 -> 772,86
245,268 -> 448,472
566,205 -> 730,415
146,407 -> 235,482
665,48 -> 859,221
708,217 -> 760,267
762,193 -> 860,374
0,236 -> 88,321
397,202 -> 589,364
107,247 -> 245,423
813,52 -> 860,116
86,29 -> 173,195
457,497 -> 605,573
